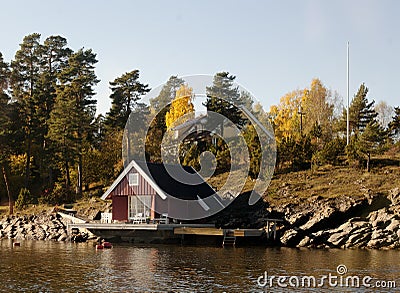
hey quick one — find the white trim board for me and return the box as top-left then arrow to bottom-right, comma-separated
101,160 -> 167,200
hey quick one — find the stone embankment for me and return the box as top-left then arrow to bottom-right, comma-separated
276,188 -> 400,249
0,213 -> 70,241
1,188 -> 400,249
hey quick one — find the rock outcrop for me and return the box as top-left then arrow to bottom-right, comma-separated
0,212 -> 70,241
276,189 -> 400,249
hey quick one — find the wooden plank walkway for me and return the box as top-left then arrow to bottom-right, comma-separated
174,227 -> 264,237
68,222 -> 215,232
64,215 -> 283,243
174,227 -> 224,236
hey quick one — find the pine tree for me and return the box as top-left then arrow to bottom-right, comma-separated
205,72 -> 245,128
36,35 -> 72,187
0,52 -> 14,213
356,121 -> 385,172
389,107 -> 400,139
47,49 -> 99,195
340,83 -> 378,135
0,52 -> 9,96
243,124 -> 261,178
0,53 -> 11,141
37,35 -> 72,127
105,70 -> 150,130
9,34 -> 73,191
10,33 -> 42,188
150,75 -> 184,112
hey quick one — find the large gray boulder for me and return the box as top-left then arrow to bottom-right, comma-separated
388,188 -> 400,205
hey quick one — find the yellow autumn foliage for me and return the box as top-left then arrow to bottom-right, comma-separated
269,90 -> 302,143
269,79 -> 334,143
165,84 -> 194,129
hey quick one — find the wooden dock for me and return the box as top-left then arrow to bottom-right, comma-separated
65,217 -> 283,245
173,227 -> 263,237
68,222 -> 215,231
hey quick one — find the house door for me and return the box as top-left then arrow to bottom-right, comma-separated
128,195 -> 152,219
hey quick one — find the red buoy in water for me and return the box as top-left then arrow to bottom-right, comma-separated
96,244 -> 104,250
103,242 -> 112,249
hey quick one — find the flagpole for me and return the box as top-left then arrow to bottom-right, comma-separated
346,41 -> 350,145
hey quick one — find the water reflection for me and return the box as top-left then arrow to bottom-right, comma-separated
0,240 -> 399,292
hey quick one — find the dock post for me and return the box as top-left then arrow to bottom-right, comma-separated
273,221 -> 277,240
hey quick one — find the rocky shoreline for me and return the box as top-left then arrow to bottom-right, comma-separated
274,188 -> 400,249
1,188 -> 400,249
0,212 -> 72,242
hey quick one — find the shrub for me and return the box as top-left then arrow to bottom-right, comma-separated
315,137 -> 346,166
15,188 -> 33,210
38,183 -> 75,205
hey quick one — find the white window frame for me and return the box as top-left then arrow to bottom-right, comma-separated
128,173 -> 139,186
128,195 -> 152,219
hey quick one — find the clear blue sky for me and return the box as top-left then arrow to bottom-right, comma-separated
1,0 -> 399,115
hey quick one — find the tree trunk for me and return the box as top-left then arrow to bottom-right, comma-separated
65,160 -> 71,187
2,165 -> 13,215
77,155 -> 83,196
367,153 -> 371,172
25,136 -> 31,188
125,129 -> 131,165
48,166 -> 54,188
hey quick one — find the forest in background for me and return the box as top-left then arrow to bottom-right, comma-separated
0,34 -> 399,211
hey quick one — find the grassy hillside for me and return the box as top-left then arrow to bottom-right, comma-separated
2,154 -> 399,218
208,155 -> 400,208
266,163 -> 400,206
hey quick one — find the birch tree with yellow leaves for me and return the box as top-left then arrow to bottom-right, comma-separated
269,90 -> 303,143
269,79 -> 335,170
165,84 -> 194,129
301,78 -> 334,142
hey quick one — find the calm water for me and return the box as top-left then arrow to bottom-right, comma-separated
0,240 -> 399,292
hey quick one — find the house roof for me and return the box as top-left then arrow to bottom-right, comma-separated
101,160 -> 217,201
171,114 -> 206,131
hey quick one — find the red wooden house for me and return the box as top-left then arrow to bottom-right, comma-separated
101,160 -> 224,222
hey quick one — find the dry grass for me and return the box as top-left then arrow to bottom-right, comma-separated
0,203 -> 54,217
0,197 -> 108,218
72,197 -> 109,213
207,158 -> 400,208
266,163 -> 400,206
0,206 -> 9,216
2,154 -> 399,216
206,170 -> 256,194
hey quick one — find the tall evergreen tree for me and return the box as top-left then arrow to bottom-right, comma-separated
0,52 -> 9,95
37,36 -> 72,126
355,121 -> 385,172
10,33 -> 42,188
105,70 -> 150,130
47,49 -> 99,195
205,72 -> 245,128
0,52 -> 13,210
36,36 -> 72,186
150,75 -> 184,112
389,107 -> 400,139
340,83 -> 378,135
